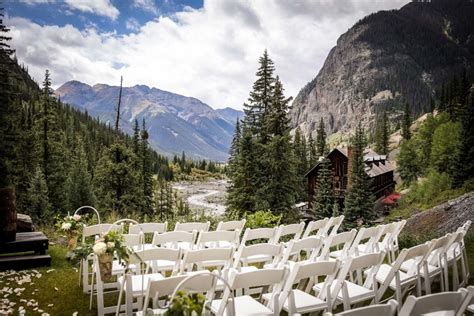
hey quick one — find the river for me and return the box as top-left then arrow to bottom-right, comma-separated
172,179 -> 228,216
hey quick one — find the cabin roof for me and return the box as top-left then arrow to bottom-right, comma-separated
305,147 -> 395,178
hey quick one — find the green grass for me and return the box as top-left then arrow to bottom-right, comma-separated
0,245 -> 102,315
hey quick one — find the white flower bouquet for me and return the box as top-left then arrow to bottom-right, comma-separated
92,230 -> 129,282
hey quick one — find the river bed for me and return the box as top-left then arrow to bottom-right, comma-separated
172,179 -> 228,216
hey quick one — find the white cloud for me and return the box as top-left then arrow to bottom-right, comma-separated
8,0 -> 408,110
132,0 -> 159,15
125,18 -> 141,32
64,0 -> 119,20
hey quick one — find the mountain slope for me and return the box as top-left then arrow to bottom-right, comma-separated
56,81 -> 243,161
290,0 -> 474,137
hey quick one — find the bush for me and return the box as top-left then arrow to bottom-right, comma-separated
244,210 -> 282,229
403,170 -> 452,207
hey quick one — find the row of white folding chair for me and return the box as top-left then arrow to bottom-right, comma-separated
151,229 -> 241,250
302,215 -> 345,239
447,220 -> 471,290
325,286 -> 474,316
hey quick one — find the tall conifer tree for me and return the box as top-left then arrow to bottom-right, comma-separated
375,111 -> 389,155
316,118 -> 327,157
344,123 -> 374,227
402,102 -> 412,140
312,157 -> 334,219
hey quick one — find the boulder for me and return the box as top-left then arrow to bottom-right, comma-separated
17,213 -> 34,232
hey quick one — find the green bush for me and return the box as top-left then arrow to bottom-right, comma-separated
165,290 -> 206,316
403,170 -> 452,207
244,210 -> 282,229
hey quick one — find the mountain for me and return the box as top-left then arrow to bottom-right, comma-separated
290,0 -> 474,138
216,107 -> 244,125
56,81 -> 243,161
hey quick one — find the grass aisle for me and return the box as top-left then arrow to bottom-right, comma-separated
0,245 -> 97,316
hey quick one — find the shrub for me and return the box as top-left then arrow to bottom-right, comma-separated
244,210 -> 282,229
403,170 -> 452,207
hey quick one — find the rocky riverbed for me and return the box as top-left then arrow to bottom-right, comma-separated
172,179 -> 228,216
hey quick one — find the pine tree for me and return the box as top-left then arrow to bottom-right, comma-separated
243,49 -> 275,137
67,136 -> 95,209
312,157 -> 334,219
93,143 -> 142,216
398,140 -> 420,184
293,127 -> 308,201
259,76 -> 297,214
343,123 -> 374,228
402,102 -> 411,140
452,88 -> 474,187
227,119 -> 241,177
316,118 -> 327,157
27,167 -> 51,223
308,133 -> 318,166
132,118 -> 140,157
0,8 -> 18,188
141,118 -> 154,217
375,111 -> 389,155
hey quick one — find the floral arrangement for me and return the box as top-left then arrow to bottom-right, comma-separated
56,214 -> 85,234
92,230 -> 130,264
165,290 -> 206,316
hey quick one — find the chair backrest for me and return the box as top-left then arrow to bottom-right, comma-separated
233,243 -> 283,269
320,229 -> 357,260
123,233 -> 141,247
328,215 -> 344,235
152,231 -> 196,249
129,247 -> 181,274
337,252 -> 385,290
281,260 -> 340,310
82,224 -> 121,241
241,227 -> 277,245
179,248 -> 234,273
378,222 -> 398,249
195,230 -> 240,249
274,222 -> 305,243
289,236 -> 324,261
174,221 -> 210,232
217,268 -> 286,315
399,288 -> 468,316
335,299 -> 398,316
427,233 -> 452,266
458,286 -> 474,316
302,218 -> 330,238
129,222 -> 167,235
402,241 -> 432,276
142,273 -> 216,312
350,225 -> 383,256
216,220 -> 246,232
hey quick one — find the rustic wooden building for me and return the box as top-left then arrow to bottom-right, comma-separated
305,147 -> 396,205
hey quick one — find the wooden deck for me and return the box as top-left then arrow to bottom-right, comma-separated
0,232 -> 51,270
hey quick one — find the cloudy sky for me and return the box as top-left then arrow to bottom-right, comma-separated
5,0 -> 408,110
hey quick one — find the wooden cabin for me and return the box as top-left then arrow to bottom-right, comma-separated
305,147 -> 396,206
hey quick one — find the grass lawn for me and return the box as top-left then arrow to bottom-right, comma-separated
0,245 -> 105,315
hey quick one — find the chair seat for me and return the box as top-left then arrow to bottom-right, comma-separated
112,260 -> 136,275
400,259 -> 440,276
136,307 -> 167,316
263,289 -> 327,313
118,273 -> 164,296
314,281 -> 374,304
329,249 -> 344,258
153,259 -> 176,271
211,295 -> 274,315
373,264 -> 417,288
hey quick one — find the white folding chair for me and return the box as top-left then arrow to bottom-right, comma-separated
152,230 -> 197,251
323,229 -> 357,261
233,243 -> 284,272
136,247 -> 181,275
447,221 -> 471,289
268,260 -> 341,314
400,234 -> 452,294
80,224 -> 122,293
139,273 -> 217,316
118,249 -> 176,315
130,222 -> 168,245
179,248 -> 234,275
112,233 -> 143,276
327,215 -> 344,236
92,255 -> 124,316
349,225 -> 384,257
195,230 -> 240,249
331,299 -> 397,316
372,242 -> 432,307
302,218 -> 330,238
315,252 -> 385,311
216,219 -> 246,232
274,222 -> 305,243
377,220 -> 406,263
174,221 -> 210,232
240,227 -> 277,245
287,236 -> 324,265
398,288 -> 469,316
458,286 -> 474,315
210,268 -> 286,316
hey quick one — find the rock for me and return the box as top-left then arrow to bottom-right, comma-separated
16,214 -> 33,232
404,192 -> 474,238
290,0 -> 474,140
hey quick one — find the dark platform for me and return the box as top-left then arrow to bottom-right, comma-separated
0,232 -> 51,270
